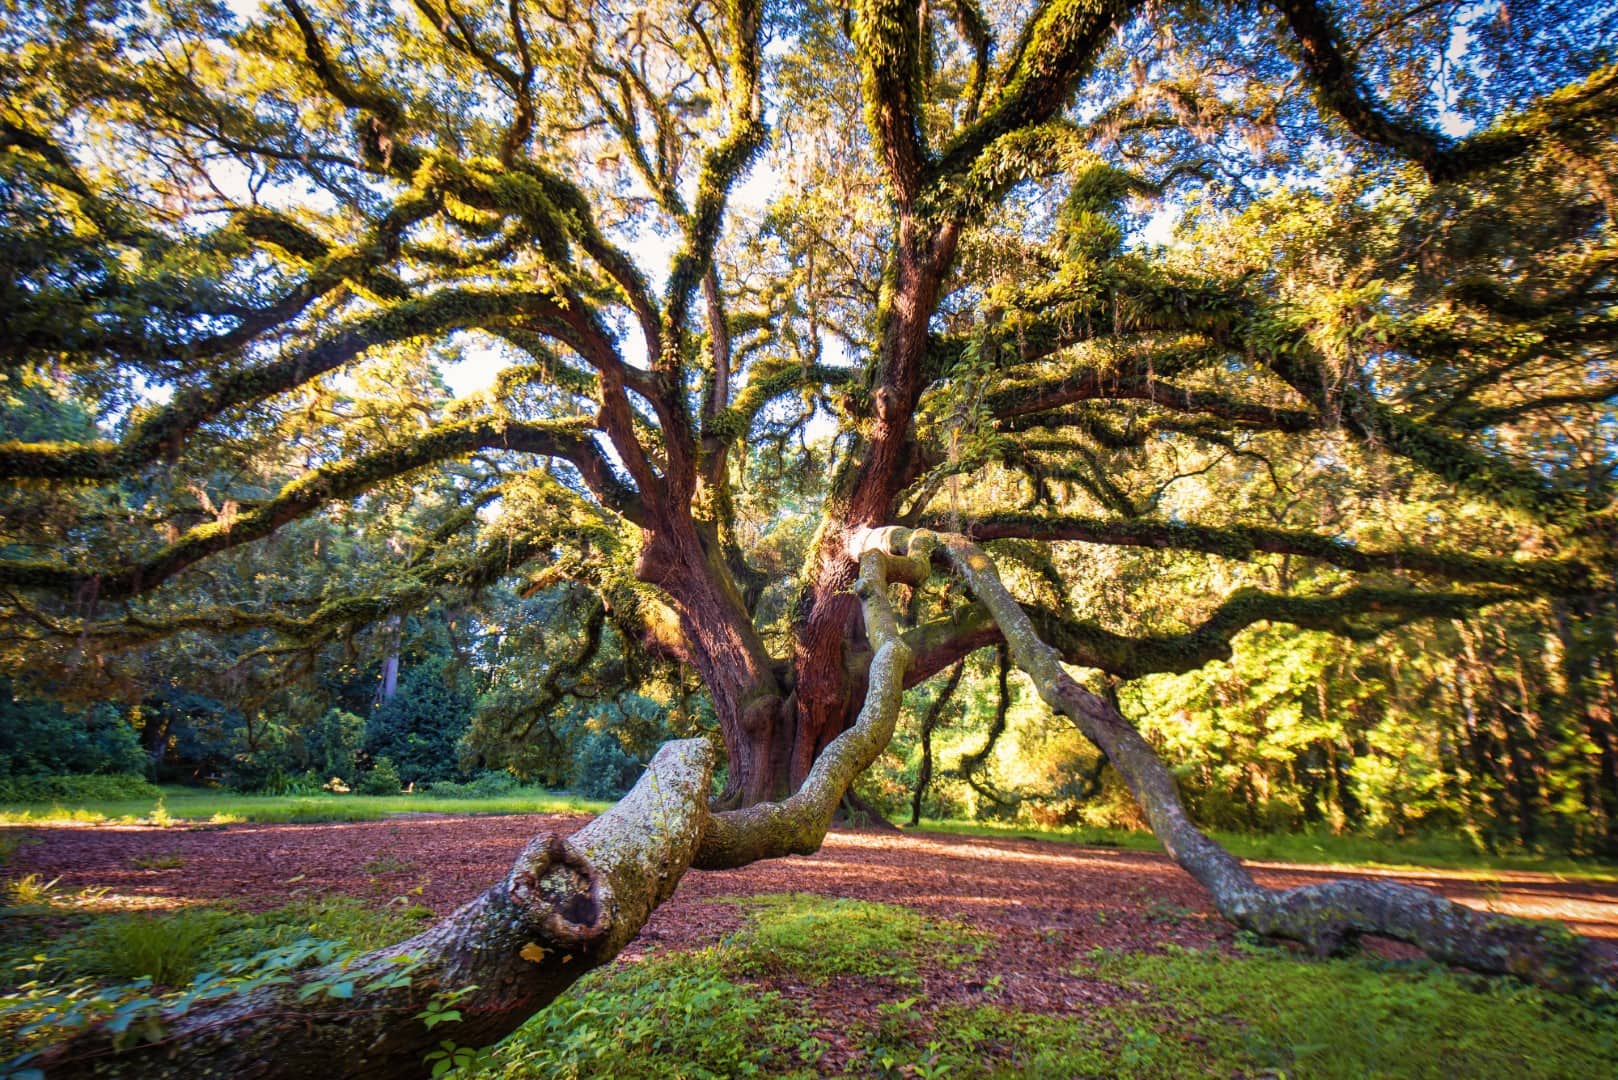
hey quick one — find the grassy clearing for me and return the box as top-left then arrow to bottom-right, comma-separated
715,893 -> 988,987
908,817 -> 1618,882
477,894 -> 1618,1079
0,784 -> 610,825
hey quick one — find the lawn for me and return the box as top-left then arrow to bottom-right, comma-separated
909,817 -> 1618,883
0,784 -> 611,826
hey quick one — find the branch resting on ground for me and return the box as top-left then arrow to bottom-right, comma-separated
19,528 -> 1601,1078
931,529 -> 1599,993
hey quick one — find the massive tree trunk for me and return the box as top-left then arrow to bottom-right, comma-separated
635,519 -> 787,806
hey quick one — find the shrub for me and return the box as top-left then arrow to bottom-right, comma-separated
0,774 -> 158,804
0,682 -> 145,781
571,730 -> 640,799
358,756 -> 402,796
365,667 -> 475,785
299,709 -> 364,785
424,771 -> 520,799
82,909 -> 233,986
465,770 -> 519,797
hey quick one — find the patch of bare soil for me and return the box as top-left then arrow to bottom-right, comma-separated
7,817 -> 1618,1013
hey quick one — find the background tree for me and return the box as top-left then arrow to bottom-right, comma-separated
2,0 -> 1616,1073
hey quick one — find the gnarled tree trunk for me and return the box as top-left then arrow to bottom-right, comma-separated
17,531 -> 1602,1079
21,537 -> 921,1079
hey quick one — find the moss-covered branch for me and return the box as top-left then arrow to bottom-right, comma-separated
1271,0 -> 1618,182
928,0 -> 1138,194
944,512 -> 1593,593
28,740 -> 717,1079
936,530 -> 1599,990
0,288 -> 588,483
0,417 -> 635,599
694,527 -> 922,868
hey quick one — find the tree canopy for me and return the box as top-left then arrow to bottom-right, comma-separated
2,0 -> 1617,1071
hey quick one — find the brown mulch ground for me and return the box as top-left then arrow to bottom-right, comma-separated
7,814 -> 1618,1013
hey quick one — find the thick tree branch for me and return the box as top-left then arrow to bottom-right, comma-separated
0,418 -> 635,600
1271,0 -> 1618,182
946,512 -> 1593,592
937,530 -> 1599,990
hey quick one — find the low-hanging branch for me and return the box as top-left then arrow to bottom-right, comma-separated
931,529 -> 1599,990
21,522 -> 926,1080
899,577 -> 1521,685
0,288 -> 595,484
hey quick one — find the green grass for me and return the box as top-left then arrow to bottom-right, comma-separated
716,893 -> 988,987
1058,943 -> 1618,1079
4,891 -> 1615,1077
0,894 -> 432,1066
469,894 -> 1618,1078
484,953 -> 823,1079
908,817 -> 1618,881
0,784 -> 611,825
476,893 -> 991,1079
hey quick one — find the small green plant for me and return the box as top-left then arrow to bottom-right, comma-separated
4,873 -> 59,907
82,910 -> 231,986
359,758 -> 403,796
130,854 -> 185,870
362,855 -> 411,876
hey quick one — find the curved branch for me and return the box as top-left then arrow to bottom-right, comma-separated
0,288 -> 588,483
928,0 -> 1138,190
0,418 -> 636,599
694,529 -> 922,868
28,740 -> 716,1079
937,530 -> 1599,991
1271,0 -> 1618,182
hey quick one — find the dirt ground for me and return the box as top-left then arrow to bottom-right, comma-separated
8,814 -> 1618,1004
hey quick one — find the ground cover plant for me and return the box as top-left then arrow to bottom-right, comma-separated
1,0 -> 1616,1074
483,896 -> 1618,1079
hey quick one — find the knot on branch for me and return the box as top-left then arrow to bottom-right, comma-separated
507,833 -> 607,948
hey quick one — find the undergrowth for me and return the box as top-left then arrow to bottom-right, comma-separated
473,894 -> 1618,1079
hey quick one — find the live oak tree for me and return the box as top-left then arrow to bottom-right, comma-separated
2,0 -> 1616,1074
